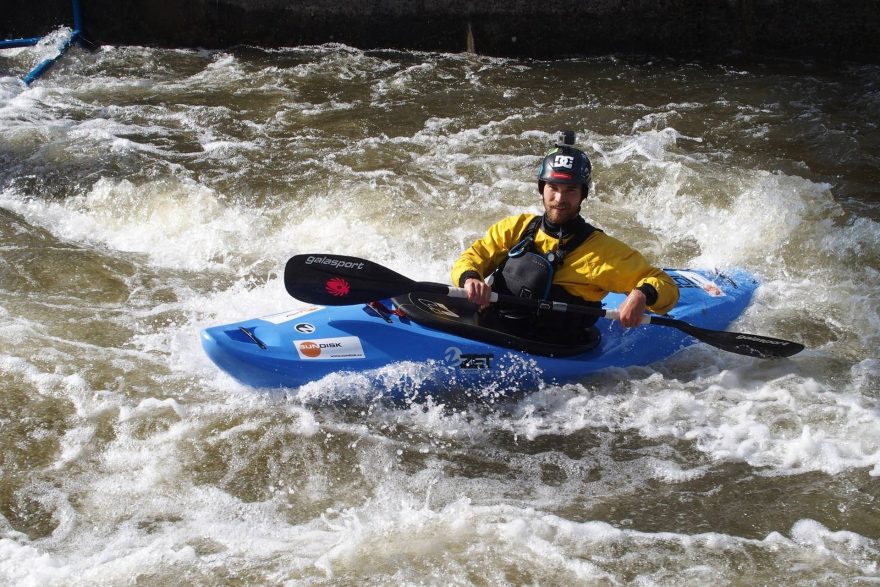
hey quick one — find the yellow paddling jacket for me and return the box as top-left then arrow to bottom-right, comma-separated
452,214 -> 679,315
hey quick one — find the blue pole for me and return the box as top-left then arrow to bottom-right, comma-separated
22,29 -> 80,85
21,0 -> 83,86
72,0 -> 83,32
0,37 -> 42,49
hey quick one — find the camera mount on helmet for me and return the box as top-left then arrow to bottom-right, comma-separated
556,130 -> 577,149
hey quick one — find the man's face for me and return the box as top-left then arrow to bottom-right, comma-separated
542,182 -> 583,225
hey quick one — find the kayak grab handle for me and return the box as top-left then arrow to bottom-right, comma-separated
238,326 -> 267,349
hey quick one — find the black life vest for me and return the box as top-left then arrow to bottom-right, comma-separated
486,215 -> 603,344
492,215 -> 595,302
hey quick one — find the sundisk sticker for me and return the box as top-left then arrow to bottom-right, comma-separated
295,336 -> 365,360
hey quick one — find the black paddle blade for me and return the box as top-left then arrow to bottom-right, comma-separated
284,254 -> 416,305
652,317 -> 804,358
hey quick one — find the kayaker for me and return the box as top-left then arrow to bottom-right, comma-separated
452,131 -> 679,345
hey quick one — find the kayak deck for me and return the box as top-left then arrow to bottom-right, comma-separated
201,268 -> 758,398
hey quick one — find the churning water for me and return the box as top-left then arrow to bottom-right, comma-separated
1,34 -> 879,584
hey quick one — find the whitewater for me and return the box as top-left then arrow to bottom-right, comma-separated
1,38 -> 878,584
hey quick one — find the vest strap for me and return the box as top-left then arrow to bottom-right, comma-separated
491,215 -> 598,302
518,214 -> 597,267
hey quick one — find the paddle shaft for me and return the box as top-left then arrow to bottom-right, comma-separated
442,283 -> 802,357
443,285 -> 644,323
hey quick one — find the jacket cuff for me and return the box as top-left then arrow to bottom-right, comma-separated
458,271 -> 482,287
637,283 -> 659,307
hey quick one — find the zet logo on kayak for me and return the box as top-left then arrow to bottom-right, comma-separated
444,346 -> 462,365
444,346 -> 492,370
295,336 -> 365,360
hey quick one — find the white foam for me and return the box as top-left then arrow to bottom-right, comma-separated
497,369 -> 880,478
592,126 -> 697,166
310,496 -> 617,580
294,495 -> 879,581
1,177 -> 398,277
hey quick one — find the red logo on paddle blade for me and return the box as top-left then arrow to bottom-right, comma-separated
325,277 -> 350,297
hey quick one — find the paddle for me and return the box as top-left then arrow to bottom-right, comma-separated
284,254 -> 804,359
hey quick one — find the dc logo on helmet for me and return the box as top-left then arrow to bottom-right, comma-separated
536,131 -> 592,196
553,155 -> 574,169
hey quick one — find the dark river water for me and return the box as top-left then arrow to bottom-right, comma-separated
1,32 -> 879,584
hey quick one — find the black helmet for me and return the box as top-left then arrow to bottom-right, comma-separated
537,130 -> 591,197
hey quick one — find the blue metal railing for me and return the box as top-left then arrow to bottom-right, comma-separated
1,0 -> 83,85
0,37 -> 42,49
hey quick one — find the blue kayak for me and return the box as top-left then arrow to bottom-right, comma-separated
201,268 -> 762,398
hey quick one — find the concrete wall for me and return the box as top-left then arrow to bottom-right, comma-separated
3,0 -> 878,62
